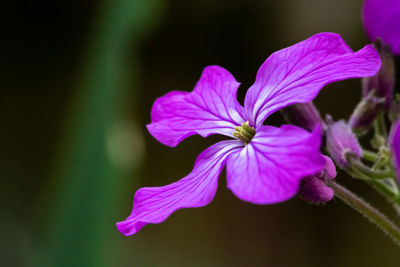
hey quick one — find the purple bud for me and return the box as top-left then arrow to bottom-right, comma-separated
282,102 -> 325,132
298,156 -> 336,204
349,90 -> 384,135
326,119 -> 362,168
362,39 -> 395,110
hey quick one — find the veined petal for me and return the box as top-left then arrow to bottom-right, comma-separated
244,32 -> 381,127
363,0 -> 400,55
117,140 -> 243,236
147,66 -> 245,147
226,125 -> 324,204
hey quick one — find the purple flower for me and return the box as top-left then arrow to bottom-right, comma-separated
117,33 -> 380,236
363,0 -> 400,55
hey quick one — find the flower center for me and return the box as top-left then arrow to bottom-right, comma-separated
233,121 -> 256,145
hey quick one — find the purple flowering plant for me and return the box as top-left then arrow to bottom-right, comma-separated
117,0 -> 400,247
117,33 -> 379,233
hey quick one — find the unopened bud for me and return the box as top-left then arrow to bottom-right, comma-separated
281,102 -> 324,132
349,90 -> 385,135
362,38 -> 395,110
326,119 -> 362,168
298,156 -> 336,204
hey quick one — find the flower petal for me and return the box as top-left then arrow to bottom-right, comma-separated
116,140 -> 243,236
363,0 -> 400,55
226,125 -> 324,204
147,66 -> 245,147
244,32 -> 381,127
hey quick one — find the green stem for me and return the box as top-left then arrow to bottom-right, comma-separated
327,180 -> 400,246
362,149 -> 380,162
374,111 -> 387,138
345,153 -> 400,216
347,156 -> 394,179
369,179 -> 399,200
346,166 -> 400,216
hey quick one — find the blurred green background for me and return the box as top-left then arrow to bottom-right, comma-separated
1,0 -> 400,266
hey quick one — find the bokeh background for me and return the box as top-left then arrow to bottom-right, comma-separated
1,0 -> 400,266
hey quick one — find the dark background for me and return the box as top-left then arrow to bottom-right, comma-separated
1,0 -> 400,266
